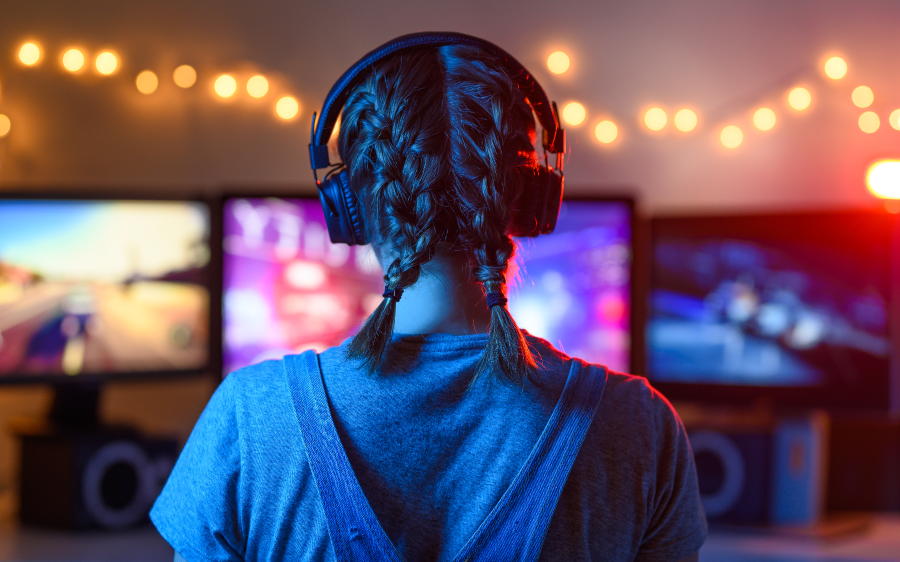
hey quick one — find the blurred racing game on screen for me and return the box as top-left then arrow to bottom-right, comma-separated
222,198 -> 632,375
648,212 -> 891,388
0,200 -> 211,377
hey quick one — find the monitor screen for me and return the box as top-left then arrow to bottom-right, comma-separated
0,199 -> 211,380
222,197 -> 633,375
646,210 -> 896,411
510,200 -> 632,371
222,197 -> 384,375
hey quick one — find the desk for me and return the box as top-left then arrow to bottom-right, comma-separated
0,525 -> 171,562
0,489 -> 898,562
700,515 -> 900,562
0,491 -> 171,562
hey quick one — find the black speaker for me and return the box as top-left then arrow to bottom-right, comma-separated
17,427 -> 177,529
690,429 -> 771,524
688,412 -> 829,527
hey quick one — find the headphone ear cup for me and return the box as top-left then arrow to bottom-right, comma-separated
509,167 -> 541,237
317,170 -> 368,245
537,169 -> 564,234
335,171 -> 368,245
509,166 -> 563,237
318,175 -> 349,245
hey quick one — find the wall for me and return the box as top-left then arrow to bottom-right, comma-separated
2,0 -> 900,505
1,0 -> 899,211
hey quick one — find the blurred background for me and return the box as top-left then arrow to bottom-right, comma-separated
1,0 -> 900,560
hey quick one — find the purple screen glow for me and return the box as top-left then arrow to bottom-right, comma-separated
222,198 -> 632,375
222,198 -> 384,376
510,201 -> 631,372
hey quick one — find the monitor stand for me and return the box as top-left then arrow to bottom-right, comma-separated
48,381 -> 101,430
8,380 -> 106,436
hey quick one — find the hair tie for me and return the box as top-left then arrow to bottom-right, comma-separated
486,292 -> 508,309
382,286 -> 404,302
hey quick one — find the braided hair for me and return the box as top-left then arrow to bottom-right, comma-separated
340,45 -> 545,386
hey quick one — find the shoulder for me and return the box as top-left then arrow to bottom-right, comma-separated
603,370 -> 678,422
526,332 -> 683,439
221,358 -> 289,403
572,364 -> 686,460
523,333 -> 578,381
214,358 -> 298,439
224,357 -> 285,387
524,329 -> 680,435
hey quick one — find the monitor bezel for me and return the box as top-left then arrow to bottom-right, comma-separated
220,189 -> 639,374
642,207 -> 899,414
0,189 -> 222,386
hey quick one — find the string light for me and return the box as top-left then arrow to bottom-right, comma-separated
95,51 -> 118,75
867,160 -> 900,199
674,109 -> 697,132
644,108 -> 667,130
852,86 -> 874,108
173,65 -> 197,88
18,42 -> 40,65
859,111 -> 880,133
215,74 -> 237,97
8,38 -> 891,150
547,52 -> 570,74
276,96 -> 299,119
595,121 -> 617,143
136,70 -> 158,94
720,125 -> 743,148
788,87 -> 811,110
62,49 -> 85,72
824,57 -> 847,79
890,109 -> 900,131
753,108 -> 776,130
247,75 -> 268,98
562,102 -> 586,126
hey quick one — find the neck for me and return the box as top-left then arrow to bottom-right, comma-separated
376,248 -> 493,335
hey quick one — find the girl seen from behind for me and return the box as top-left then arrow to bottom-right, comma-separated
153,33 -> 707,562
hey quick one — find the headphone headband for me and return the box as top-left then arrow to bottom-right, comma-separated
309,31 -> 565,171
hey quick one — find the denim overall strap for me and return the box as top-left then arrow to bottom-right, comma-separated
450,358 -> 608,562
284,351 -> 403,562
284,351 -> 607,562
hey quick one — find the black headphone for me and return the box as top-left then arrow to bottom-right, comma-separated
309,31 -> 566,246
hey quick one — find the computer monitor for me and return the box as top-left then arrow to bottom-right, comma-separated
645,209 -> 899,413
0,196 -> 215,386
222,195 -> 634,375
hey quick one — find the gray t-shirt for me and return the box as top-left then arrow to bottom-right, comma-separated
151,332 -> 707,562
